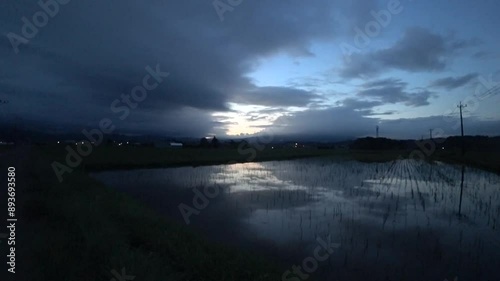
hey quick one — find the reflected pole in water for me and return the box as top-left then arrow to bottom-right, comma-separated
457,102 -> 467,156
428,162 -> 433,181
458,165 -> 465,217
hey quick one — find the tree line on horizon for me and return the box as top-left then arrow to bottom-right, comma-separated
350,136 -> 500,151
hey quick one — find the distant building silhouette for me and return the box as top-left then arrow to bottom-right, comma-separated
211,136 -> 219,148
170,142 -> 183,148
199,137 -> 210,148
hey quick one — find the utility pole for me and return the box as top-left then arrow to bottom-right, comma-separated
429,129 -> 433,140
457,102 -> 467,156
376,125 -> 379,138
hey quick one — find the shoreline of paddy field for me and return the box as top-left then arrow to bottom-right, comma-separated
10,147 -> 287,281
5,144 -> 499,174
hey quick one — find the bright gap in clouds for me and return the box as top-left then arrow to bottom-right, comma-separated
247,44 -> 338,89
213,104 -> 274,136
224,51 -> 331,136
214,103 -> 310,136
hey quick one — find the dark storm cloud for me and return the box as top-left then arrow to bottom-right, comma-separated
339,27 -> 478,79
335,0 -> 380,35
336,98 -> 383,110
357,78 -> 435,107
286,76 -> 338,89
430,73 -> 478,90
379,115 -> 500,139
269,106 -> 378,139
2,1 -> 495,139
361,78 -> 406,89
247,108 -> 285,116
268,108 -> 500,139
374,110 -> 398,116
334,98 -> 395,117
233,87 -> 321,107
0,0 -> 350,136
241,107 -> 287,122
472,51 -> 492,60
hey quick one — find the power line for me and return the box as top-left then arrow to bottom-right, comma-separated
475,84 -> 500,100
445,84 -> 499,118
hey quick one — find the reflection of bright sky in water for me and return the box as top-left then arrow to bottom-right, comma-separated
93,158 -> 500,280
212,162 -> 308,192
218,160 -> 500,243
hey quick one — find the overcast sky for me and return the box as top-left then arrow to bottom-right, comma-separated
1,0 -> 499,139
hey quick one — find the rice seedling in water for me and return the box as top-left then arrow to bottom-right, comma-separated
93,157 -> 500,280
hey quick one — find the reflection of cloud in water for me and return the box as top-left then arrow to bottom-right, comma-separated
92,158 -> 500,281
214,162 -> 308,193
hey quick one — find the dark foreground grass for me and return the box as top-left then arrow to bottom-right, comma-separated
430,149 -> 500,174
0,145 -> 13,153
19,149 -> 285,281
339,148 -> 500,174
19,146 -> 407,281
40,144 -> 500,173
13,145 -> 499,280
42,145 -> 346,171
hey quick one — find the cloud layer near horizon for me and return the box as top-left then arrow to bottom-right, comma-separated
0,0 -> 499,138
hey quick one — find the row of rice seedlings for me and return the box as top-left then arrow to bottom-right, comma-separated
100,157 -> 500,278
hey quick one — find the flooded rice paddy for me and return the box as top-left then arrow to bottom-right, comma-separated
92,158 -> 500,280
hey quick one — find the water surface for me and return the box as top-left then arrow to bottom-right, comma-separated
92,159 -> 500,280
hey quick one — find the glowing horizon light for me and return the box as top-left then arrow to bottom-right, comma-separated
212,103 -> 283,136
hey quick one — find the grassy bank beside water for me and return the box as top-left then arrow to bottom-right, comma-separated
8,145 -> 499,280
16,148 -> 285,281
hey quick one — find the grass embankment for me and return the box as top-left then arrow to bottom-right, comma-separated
340,147 -> 500,174
10,144 -> 498,280
430,149 -> 500,174
0,145 -> 13,154
42,145 -> 347,171
20,146 -> 404,280
28,143 -> 500,173
20,149 -> 284,281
